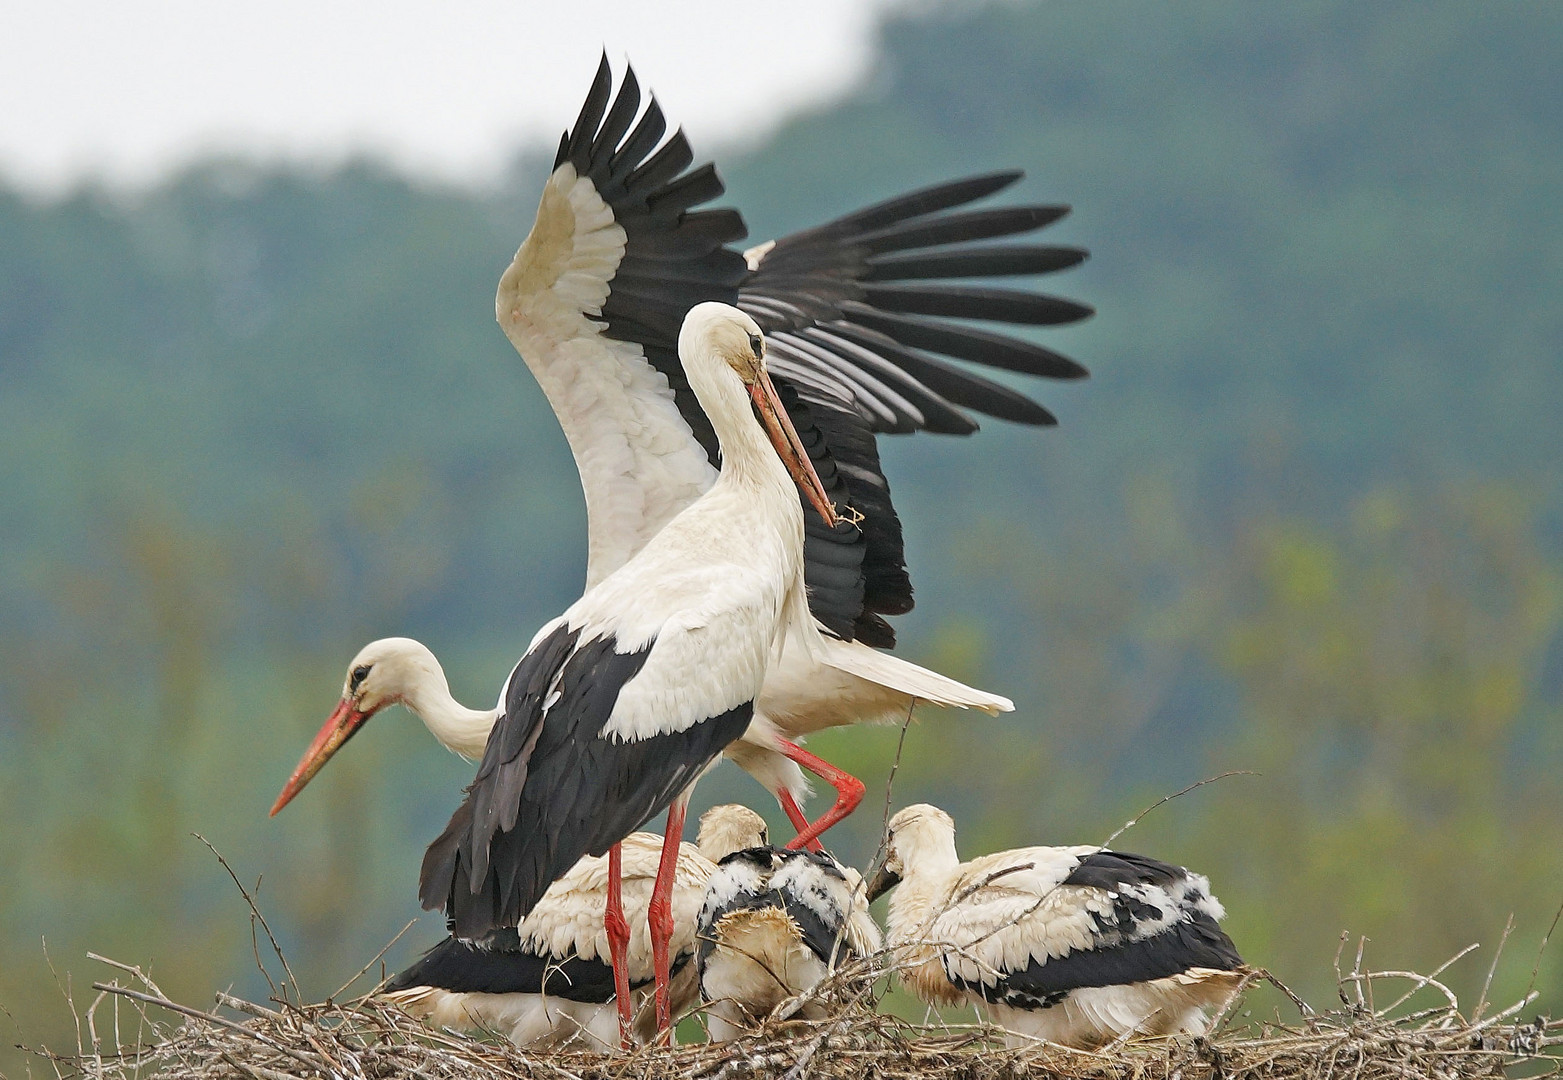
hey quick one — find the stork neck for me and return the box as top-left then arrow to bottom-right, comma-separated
401,671 -> 499,760
703,380 -> 798,498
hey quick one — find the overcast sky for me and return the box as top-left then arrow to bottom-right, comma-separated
3,0 -> 902,193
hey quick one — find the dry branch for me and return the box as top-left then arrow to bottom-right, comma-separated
28,952 -> 1559,1080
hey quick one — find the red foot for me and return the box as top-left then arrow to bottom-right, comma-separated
649,799 -> 689,1038
605,842 -> 633,1049
775,739 -> 866,851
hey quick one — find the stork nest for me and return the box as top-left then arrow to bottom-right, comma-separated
27,946 -> 1562,1080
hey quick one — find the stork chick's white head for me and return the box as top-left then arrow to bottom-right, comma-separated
270,638 -> 496,816
695,803 -> 771,864
867,803 -> 960,899
678,303 -> 839,527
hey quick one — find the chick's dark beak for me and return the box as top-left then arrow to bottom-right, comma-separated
865,863 -> 902,903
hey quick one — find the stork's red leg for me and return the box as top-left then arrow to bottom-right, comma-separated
604,841 -> 634,1049
648,796 -> 689,1039
776,789 -> 825,853
776,739 -> 866,851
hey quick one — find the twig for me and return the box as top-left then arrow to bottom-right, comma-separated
1376,943 -> 1479,1017
1527,893 -> 1563,1002
332,919 -> 419,1002
1099,770 -> 1255,849
190,833 -> 300,1005
88,984 -> 323,1072
1474,915 -> 1514,1022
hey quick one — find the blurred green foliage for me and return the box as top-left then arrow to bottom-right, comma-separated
3,1 -> 1562,1072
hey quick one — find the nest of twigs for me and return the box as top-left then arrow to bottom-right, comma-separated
28,943 -> 1562,1080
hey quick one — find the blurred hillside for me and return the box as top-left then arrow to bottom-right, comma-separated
3,2 -> 1562,1072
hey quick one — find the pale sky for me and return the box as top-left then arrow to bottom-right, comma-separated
2,0 -> 904,193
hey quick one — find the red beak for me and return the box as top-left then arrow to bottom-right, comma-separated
269,697 -> 369,816
749,371 -> 841,527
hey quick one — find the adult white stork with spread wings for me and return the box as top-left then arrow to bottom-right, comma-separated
497,56 -> 1092,848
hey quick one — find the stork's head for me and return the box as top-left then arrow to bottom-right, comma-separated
269,638 -> 436,816
677,302 -> 840,527
679,301 -> 770,385
865,803 -> 958,901
696,803 -> 770,863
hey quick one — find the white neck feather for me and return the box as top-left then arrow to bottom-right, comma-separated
399,666 -> 500,760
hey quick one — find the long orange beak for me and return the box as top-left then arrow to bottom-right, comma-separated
749,371 -> 841,528
269,697 -> 369,816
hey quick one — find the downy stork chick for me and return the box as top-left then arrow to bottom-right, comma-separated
381,804 -> 770,1050
696,805 -> 882,1041
867,804 -> 1244,1049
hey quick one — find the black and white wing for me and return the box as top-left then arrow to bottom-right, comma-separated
697,847 -> 879,970
419,619 -> 752,939
935,848 -> 1243,1010
498,57 -> 1090,647
387,929 -> 631,1003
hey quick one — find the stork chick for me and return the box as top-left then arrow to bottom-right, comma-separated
382,803 -> 766,1049
867,804 -> 1244,1048
696,805 -> 881,1040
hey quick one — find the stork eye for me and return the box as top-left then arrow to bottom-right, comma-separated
748,333 -> 763,358
350,665 -> 371,691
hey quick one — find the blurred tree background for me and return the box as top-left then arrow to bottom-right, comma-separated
2,1 -> 1562,1071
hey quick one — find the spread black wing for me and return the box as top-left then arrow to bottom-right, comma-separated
550,56 -> 1090,647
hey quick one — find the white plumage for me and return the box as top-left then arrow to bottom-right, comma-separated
270,56 -> 1097,853
494,156 -> 1013,836
411,303 -> 846,1044
384,805 -> 765,1050
869,804 -> 1244,1049
696,807 -> 881,1041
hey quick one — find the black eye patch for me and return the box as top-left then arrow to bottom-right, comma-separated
748,332 -> 763,358
350,665 -> 371,692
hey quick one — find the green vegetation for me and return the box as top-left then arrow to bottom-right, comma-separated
3,2 -> 1561,1072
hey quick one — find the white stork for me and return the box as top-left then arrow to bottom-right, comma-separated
695,806 -> 880,1040
270,54 -> 1092,850
381,803 -> 766,1049
493,57 -> 1092,850
412,304 -> 843,1044
865,804 -> 1245,1048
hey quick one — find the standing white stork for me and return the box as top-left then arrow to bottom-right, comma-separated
270,55 -> 1092,850
413,304 -> 838,1044
695,806 -> 881,1040
381,803 -> 767,1049
865,804 -> 1245,1048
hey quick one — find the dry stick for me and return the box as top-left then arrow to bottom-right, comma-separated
1342,970 -> 1459,1013
82,990 -> 107,1080
84,956 -> 167,1003
190,833 -> 300,1006
1526,893 -> 1563,1003
1334,931 -> 1354,1007
1376,943 -> 1480,1018
1474,915 -> 1515,1023
215,993 -> 283,1022
1099,770 -> 1257,850
332,919 -> 419,1003
1353,935 -> 1370,1012
87,984 -> 324,1074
